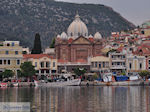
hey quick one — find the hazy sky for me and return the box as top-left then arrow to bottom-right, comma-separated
56,0 -> 150,26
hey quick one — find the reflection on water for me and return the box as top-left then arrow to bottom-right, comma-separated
0,86 -> 150,112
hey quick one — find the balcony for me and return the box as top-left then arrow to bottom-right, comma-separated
110,65 -> 126,69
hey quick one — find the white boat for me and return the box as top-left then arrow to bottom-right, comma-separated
34,78 -> 81,87
13,83 -> 19,87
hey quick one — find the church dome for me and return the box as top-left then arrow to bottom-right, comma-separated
60,32 -> 68,40
94,32 -> 102,39
67,14 -> 88,38
57,35 -> 61,38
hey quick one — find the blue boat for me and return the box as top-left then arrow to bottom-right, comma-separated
115,76 -> 129,81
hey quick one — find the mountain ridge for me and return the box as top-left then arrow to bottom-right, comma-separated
0,0 -> 135,48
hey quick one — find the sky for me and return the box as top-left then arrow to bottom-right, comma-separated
56,0 -> 150,26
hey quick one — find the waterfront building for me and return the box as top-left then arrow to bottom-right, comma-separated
90,56 -> 110,76
146,56 -> 150,71
126,55 -> 146,73
23,54 -> 57,76
55,14 -> 104,73
109,52 -> 126,75
57,59 -> 91,73
0,41 -> 23,76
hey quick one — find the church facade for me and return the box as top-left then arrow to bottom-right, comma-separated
55,14 -> 104,73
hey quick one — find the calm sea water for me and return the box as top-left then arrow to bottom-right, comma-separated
0,86 -> 150,112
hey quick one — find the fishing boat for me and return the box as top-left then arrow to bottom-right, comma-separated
34,78 -> 81,87
94,75 -> 144,86
93,79 -> 144,86
0,83 -> 8,87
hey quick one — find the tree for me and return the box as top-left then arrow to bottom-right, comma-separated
92,73 -> 99,80
31,33 -> 42,54
50,38 -> 55,48
2,69 -> 14,78
17,70 -> 22,78
20,62 -> 36,78
73,68 -> 86,76
139,70 -> 150,78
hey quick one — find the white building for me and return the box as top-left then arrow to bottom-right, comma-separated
126,55 -> 146,73
109,52 -> 126,75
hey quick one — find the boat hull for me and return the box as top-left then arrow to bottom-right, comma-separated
35,79 -> 81,87
81,80 -> 144,86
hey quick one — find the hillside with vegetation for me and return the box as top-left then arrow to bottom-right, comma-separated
0,0 -> 135,48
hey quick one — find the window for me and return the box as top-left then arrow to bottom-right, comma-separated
5,51 -> 9,55
112,62 -> 114,65
35,62 -> 37,67
129,63 -> 132,69
40,62 -> 44,68
99,64 -> 101,68
8,60 -> 10,65
140,63 -> 142,69
46,62 -> 50,67
36,70 -> 39,73
95,62 -> 97,67
92,62 -> 94,67
15,51 -> 18,55
0,60 -> 2,64
53,62 -> 55,67
4,60 -> 7,64
103,62 -> 105,67
46,70 -> 49,73
17,60 -> 20,65
41,70 -> 44,73
117,62 -> 120,65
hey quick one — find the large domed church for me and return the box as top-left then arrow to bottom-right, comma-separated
55,14 -> 104,72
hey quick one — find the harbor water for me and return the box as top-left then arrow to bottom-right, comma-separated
0,86 -> 150,112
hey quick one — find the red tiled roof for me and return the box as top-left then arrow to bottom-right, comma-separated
76,59 -> 87,63
134,44 -> 150,56
117,46 -> 124,52
58,59 -> 68,63
112,34 -> 119,37
23,54 -> 54,59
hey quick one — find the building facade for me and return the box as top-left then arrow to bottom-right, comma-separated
127,55 -> 146,73
55,14 -> 104,73
109,52 -> 126,75
0,41 -> 23,76
23,54 -> 57,76
90,56 -> 110,76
